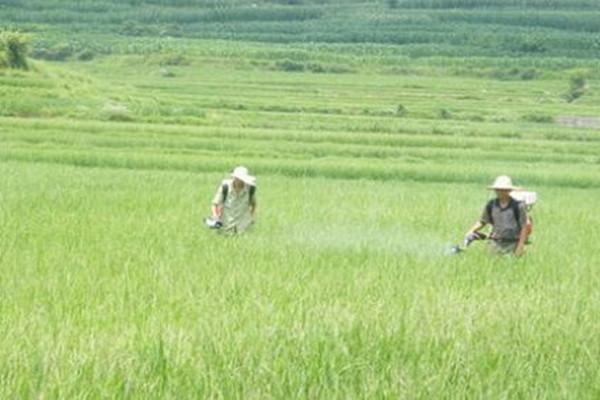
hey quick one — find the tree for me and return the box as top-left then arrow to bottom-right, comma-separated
0,30 -> 31,70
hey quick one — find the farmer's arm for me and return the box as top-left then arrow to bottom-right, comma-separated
212,203 -> 223,219
514,225 -> 528,257
514,204 -> 528,257
466,221 -> 486,237
465,205 -> 492,238
465,204 -> 491,236
249,196 -> 257,219
211,185 -> 224,219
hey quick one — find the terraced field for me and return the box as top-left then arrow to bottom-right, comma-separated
2,56 -> 600,186
2,1 -> 600,398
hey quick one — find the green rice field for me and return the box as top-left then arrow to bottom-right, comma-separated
2,1 -> 600,398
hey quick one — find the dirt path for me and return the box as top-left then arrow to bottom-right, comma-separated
556,116 -> 600,129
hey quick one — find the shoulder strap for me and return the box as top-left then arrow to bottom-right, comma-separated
221,183 -> 229,203
249,185 -> 256,204
511,198 -> 522,232
486,199 -> 495,225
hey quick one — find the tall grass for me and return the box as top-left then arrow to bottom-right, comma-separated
1,3 -> 600,396
1,161 -> 600,398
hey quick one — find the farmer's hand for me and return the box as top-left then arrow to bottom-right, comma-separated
464,232 -> 480,246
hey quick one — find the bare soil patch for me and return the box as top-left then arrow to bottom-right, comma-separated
556,116 -> 600,129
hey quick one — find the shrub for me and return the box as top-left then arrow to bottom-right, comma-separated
565,72 -> 588,103
0,30 -> 31,70
438,108 -> 453,119
396,104 -> 408,117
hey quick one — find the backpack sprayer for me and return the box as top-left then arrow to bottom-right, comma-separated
450,190 -> 537,255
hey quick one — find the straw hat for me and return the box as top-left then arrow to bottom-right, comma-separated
231,166 -> 256,186
487,175 -> 517,190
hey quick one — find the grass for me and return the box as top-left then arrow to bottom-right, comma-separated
2,161 -> 600,398
2,0 -> 600,397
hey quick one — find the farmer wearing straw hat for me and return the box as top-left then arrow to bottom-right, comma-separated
464,175 -> 529,256
209,166 -> 257,234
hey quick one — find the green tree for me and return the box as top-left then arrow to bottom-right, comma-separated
0,30 -> 31,70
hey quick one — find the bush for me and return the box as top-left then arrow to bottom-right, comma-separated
565,72 -> 588,103
438,108 -> 453,119
0,30 -> 31,70
395,104 -> 408,117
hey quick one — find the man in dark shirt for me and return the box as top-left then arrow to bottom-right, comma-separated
465,175 -> 528,256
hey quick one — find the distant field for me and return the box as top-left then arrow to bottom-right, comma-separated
2,0 -> 600,66
2,0 -> 600,398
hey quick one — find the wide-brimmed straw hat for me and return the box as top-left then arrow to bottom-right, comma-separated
231,166 -> 256,186
487,175 -> 517,190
